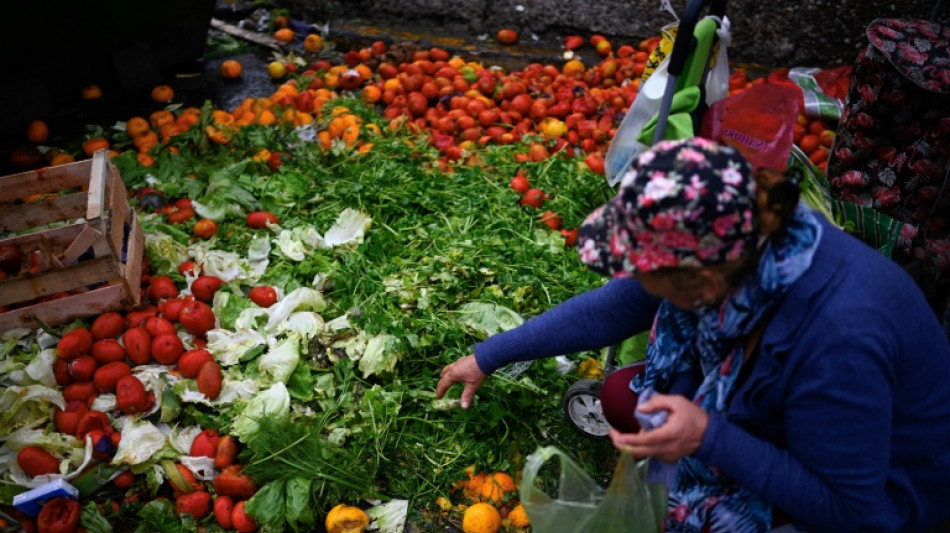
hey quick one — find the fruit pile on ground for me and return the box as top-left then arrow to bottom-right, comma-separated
0,10 -> 849,533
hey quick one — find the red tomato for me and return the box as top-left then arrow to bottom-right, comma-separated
93,361 -> 132,393
520,188 -> 545,209
245,211 -> 279,229
17,446 -> 60,478
53,359 -> 73,386
90,312 -> 125,340
179,300 -> 216,336
231,500 -> 257,533
177,348 -> 215,379
197,361 -> 223,400
193,219 -> 218,240
177,261 -> 201,277
214,435 -> 239,468
190,428 -> 220,458
53,401 -> 88,436
159,297 -> 188,323
248,286 -> 278,308
122,327 -> 152,366
143,316 -> 176,338
191,276 -> 223,303
151,333 -> 184,365
116,376 -> 150,414
36,497 -> 80,533
148,276 -> 179,301
540,210 -> 562,230
75,410 -> 111,439
67,356 -> 97,382
111,470 -> 136,489
57,328 -> 93,359
560,227 -> 579,247
214,496 -> 235,529
510,174 -> 530,194
62,381 -> 96,405
176,491 -> 212,519
91,339 -> 126,364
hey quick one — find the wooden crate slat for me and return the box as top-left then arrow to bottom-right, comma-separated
0,256 -> 119,307
0,222 -> 85,252
0,285 -> 128,331
61,225 -> 104,265
0,160 -> 92,203
107,164 -> 129,260
0,192 -> 88,233
122,211 -> 144,307
86,151 -> 109,222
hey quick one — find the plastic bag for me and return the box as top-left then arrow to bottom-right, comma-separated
520,446 -> 667,533
700,81 -> 801,170
605,16 -> 731,186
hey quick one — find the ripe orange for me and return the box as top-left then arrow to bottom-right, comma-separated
462,503 -> 501,533
496,29 -> 518,45
150,85 -> 174,103
26,120 -> 48,143
219,59 -> 243,79
798,134 -> 820,155
303,33 -> 324,52
274,28 -> 294,43
82,137 -> 110,157
81,85 -> 103,100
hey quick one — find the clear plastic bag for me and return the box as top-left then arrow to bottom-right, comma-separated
604,16 -> 731,186
520,446 -> 667,533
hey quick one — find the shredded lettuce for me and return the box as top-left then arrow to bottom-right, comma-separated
232,383 -> 291,441
111,418 -> 168,465
259,335 -> 301,385
0,384 -> 64,438
366,499 -> 409,533
359,334 -> 401,378
323,208 -> 372,247
206,328 -> 267,367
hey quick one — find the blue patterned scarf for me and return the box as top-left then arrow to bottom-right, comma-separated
632,203 -> 823,532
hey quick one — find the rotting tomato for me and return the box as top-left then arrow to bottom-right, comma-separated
18,446 -> 60,478
91,339 -> 126,364
115,375 -> 149,414
248,285 -> 278,308
36,497 -> 80,533
75,410 -> 111,440
177,348 -> 215,379
214,435 -> 239,468
190,429 -> 220,458
191,275 -> 223,303
122,327 -> 152,365
67,355 -> 97,382
151,333 -> 184,365
520,188 -> 545,209
245,211 -> 279,229
179,300 -> 215,337
111,469 -> 135,489
231,500 -> 257,533
143,316 -> 176,338
214,496 -> 235,529
147,276 -> 179,302
510,173 -> 530,194
196,361 -> 223,400
53,401 -> 88,436
176,491 -> 212,519
193,219 -> 218,240
90,312 -> 125,340
57,328 -> 93,359
93,361 -> 132,393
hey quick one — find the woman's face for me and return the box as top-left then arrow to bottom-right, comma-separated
635,267 -> 725,311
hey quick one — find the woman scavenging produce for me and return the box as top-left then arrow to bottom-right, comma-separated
437,138 -> 950,532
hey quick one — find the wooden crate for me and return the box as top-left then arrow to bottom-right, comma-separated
0,150 -> 143,331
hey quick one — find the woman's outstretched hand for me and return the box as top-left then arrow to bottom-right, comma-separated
609,393 -> 710,462
436,354 -> 487,409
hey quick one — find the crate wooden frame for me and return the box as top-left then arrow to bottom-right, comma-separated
0,150 -> 143,331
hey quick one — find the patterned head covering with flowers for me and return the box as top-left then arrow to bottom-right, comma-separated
578,137 -> 756,277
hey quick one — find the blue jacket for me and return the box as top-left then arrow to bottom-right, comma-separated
475,216 -> 950,532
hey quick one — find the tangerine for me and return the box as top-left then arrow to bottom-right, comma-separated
26,120 -> 48,143
462,503 -> 501,533
150,85 -> 174,103
274,28 -> 294,43
219,59 -> 243,79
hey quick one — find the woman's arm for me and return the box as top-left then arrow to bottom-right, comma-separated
474,277 -> 661,374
